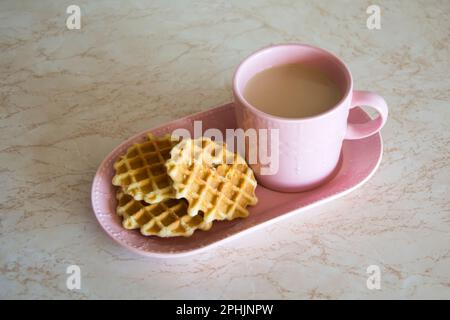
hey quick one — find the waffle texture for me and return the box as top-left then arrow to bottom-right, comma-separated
112,133 -> 178,204
165,138 -> 258,223
116,189 -> 212,237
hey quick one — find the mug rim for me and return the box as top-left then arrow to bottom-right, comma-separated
233,43 -> 353,122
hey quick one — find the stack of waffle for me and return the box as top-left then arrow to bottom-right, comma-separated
112,133 -> 258,237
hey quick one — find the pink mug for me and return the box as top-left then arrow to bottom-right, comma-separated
233,44 -> 388,192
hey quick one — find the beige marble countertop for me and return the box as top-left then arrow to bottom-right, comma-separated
1,0 -> 449,299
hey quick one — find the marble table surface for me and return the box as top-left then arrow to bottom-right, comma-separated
1,0 -> 449,299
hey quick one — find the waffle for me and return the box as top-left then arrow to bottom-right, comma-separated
112,133 -> 178,204
165,138 -> 258,223
116,189 -> 212,237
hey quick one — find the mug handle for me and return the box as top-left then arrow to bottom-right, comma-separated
345,90 -> 388,140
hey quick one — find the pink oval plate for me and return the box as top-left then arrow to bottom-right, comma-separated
91,103 -> 382,258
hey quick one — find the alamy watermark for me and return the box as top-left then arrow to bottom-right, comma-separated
172,121 -> 280,176
366,5 -> 381,30
66,265 -> 81,290
66,5 -> 81,30
366,265 -> 381,290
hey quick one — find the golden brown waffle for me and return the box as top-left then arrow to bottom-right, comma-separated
165,138 -> 258,223
116,189 -> 212,237
112,133 -> 178,204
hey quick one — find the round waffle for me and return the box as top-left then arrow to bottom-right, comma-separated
165,138 -> 258,223
116,189 -> 212,237
112,133 -> 178,204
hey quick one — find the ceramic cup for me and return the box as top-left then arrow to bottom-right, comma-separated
233,44 -> 388,192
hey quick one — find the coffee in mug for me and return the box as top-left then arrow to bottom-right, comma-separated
243,63 -> 342,118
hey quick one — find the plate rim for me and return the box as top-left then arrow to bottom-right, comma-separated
91,103 -> 383,258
